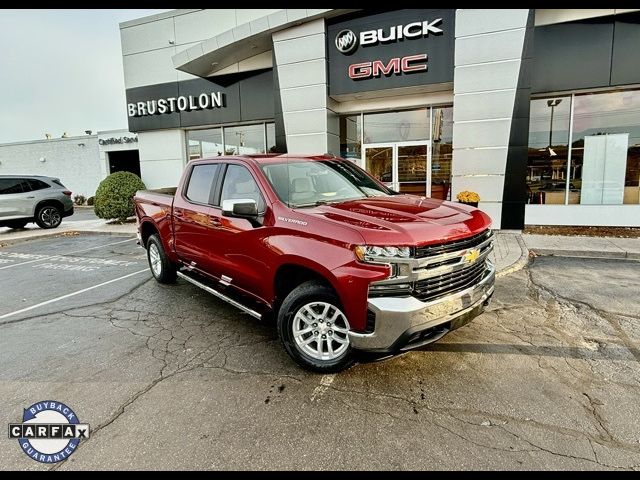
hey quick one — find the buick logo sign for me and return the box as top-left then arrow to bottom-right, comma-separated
335,29 -> 358,54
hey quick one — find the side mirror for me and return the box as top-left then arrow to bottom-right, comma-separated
221,198 -> 258,218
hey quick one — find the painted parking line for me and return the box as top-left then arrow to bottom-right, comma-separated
0,237 -> 137,270
0,269 -> 148,321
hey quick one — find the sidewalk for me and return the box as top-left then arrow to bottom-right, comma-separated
489,230 -> 640,276
523,233 -> 640,260
489,231 -> 530,277
0,218 -> 136,244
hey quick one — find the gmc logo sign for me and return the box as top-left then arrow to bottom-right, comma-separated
348,54 -> 428,80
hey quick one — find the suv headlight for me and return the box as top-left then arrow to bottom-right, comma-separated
354,245 -> 411,262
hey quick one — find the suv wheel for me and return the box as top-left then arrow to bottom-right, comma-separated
277,281 -> 354,373
146,234 -> 176,284
35,205 -> 62,229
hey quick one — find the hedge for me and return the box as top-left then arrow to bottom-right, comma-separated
94,172 -> 146,222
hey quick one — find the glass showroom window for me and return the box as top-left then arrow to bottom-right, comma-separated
528,88 -> 640,206
363,109 -> 430,144
224,124 -> 267,155
431,106 -> 453,200
339,115 -> 362,161
187,123 -> 275,159
188,127 -> 223,160
266,123 -> 276,153
570,89 -> 640,205
526,96 -> 572,204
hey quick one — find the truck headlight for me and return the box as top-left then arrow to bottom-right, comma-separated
354,245 -> 411,262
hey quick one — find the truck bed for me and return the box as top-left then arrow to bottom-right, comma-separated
134,188 -> 176,243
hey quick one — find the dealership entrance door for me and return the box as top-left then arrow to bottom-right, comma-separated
364,142 -> 431,196
107,150 -> 141,178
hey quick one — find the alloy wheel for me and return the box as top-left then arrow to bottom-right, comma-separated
292,301 -> 350,361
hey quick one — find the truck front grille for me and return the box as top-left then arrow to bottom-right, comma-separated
414,229 -> 491,259
413,259 -> 487,303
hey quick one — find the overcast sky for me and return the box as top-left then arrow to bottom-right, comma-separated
0,9 -> 170,143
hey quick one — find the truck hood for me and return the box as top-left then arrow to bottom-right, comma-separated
303,195 -> 492,246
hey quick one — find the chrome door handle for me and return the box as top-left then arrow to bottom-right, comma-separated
26,196 -> 35,199
209,217 -> 221,226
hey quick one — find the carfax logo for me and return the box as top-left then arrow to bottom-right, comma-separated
8,400 -> 90,464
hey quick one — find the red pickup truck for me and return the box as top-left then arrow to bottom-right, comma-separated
134,154 -> 495,372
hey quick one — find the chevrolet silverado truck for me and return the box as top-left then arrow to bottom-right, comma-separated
134,154 -> 495,372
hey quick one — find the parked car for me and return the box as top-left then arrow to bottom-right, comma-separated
0,176 -> 74,229
134,154 -> 494,372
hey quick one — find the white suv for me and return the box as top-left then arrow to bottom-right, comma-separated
0,176 -> 75,229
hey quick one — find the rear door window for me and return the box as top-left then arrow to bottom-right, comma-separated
185,164 -> 220,205
0,178 -> 24,194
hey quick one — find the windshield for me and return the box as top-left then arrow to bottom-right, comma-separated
261,159 -> 393,207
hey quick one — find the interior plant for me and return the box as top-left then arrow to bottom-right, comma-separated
456,190 -> 480,207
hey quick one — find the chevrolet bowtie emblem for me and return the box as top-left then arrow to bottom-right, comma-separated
463,249 -> 480,264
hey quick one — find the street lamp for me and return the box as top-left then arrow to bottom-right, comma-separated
547,98 -> 562,155
235,131 -> 245,154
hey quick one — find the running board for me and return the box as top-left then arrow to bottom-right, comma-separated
176,271 -> 262,320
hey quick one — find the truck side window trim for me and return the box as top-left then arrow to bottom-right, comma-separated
210,164 -> 227,208
183,163 -> 219,207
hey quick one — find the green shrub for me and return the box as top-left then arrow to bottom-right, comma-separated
87,196 -> 95,206
94,172 -> 146,222
73,194 -> 86,205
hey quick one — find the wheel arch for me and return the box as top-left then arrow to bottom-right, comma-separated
34,198 -> 65,216
139,220 -> 160,249
272,260 -> 342,314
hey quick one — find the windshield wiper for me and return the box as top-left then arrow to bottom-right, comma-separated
291,199 -> 349,208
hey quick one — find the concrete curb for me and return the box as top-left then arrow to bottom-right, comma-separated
528,248 -> 639,260
1,229 -> 135,246
496,234 -> 530,278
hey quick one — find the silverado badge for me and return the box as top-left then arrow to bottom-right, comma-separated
463,248 -> 480,264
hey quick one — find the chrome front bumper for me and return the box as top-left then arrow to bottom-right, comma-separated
348,261 -> 495,352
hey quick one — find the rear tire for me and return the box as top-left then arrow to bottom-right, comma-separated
35,205 -> 62,229
146,234 -> 176,284
5,220 -> 28,229
277,281 -> 355,373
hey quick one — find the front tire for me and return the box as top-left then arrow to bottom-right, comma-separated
35,205 -> 62,229
146,234 -> 176,284
277,281 -> 354,373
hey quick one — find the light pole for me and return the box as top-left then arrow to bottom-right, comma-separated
235,131 -> 245,154
547,98 -> 562,151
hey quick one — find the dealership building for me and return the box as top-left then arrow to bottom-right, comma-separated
121,8 -> 640,229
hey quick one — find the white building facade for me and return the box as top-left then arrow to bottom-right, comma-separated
0,130 -> 139,199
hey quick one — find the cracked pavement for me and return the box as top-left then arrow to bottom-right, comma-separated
1,234 -> 639,470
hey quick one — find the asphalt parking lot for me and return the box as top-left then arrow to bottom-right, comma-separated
1,233 -> 639,470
